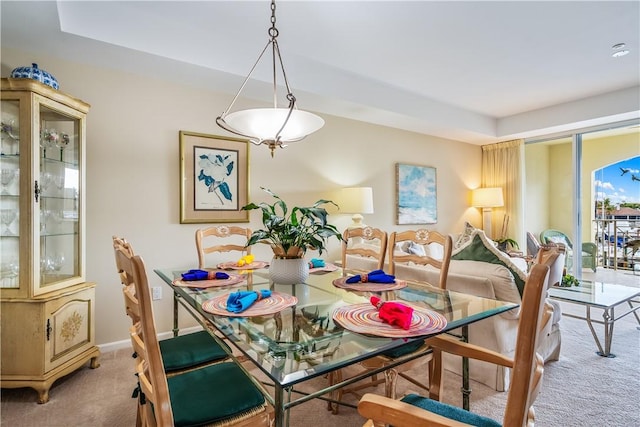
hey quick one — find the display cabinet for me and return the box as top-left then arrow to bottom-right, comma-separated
1,78 -> 99,403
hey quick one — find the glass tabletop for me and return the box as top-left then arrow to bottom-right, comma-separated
154,267 -> 518,387
548,280 -> 640,308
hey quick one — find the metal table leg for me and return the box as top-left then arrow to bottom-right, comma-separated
274,384 -> 285,427
461,325 -> 471,410
172,292 -> 179,337
586,305 -> 615,357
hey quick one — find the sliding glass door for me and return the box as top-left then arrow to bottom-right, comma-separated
524,120 -> 640,277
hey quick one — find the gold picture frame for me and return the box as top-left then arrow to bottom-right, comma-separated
179,131 -> 249,223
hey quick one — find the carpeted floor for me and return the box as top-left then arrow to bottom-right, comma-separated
2,300 -> 639,426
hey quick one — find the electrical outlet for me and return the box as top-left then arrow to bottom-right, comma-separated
152,287 -> 162,300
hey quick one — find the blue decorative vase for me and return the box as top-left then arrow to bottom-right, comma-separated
10,63 -> 59,90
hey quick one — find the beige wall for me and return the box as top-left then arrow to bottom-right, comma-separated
2,48 -> 482,346
524,143 -> 550,238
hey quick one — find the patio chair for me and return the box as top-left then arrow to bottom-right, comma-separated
540,229 -> 597,272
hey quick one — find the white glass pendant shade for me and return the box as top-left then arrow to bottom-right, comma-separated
223,108 -> 324,143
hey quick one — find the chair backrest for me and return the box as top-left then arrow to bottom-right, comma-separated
388,229 -> 453,289
526,231 -> 541,258
115,244 -> 174,426
196,225 -> 252,269
535,243 -> 566,287
358,255 -> 556,427
341,226 -> 388,270
539,229 -> 573,249
112,235 -> 141,325
503,251 -> 556,426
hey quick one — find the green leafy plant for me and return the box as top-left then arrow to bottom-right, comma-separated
241,187 -> 342,258
494,237 -> 519,252
561,274 -> 580,287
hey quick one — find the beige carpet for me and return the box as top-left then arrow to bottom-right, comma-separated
2,301 -> 639,426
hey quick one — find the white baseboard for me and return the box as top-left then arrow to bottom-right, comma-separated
97,326 -> 204,354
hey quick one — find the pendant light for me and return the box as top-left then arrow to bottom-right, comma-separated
216,0 -> 324,157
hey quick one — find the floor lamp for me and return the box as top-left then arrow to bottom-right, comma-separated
339,187 -> 374,229
471,187 -> 504,239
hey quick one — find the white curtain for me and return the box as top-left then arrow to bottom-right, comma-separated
481,139 -> 525,249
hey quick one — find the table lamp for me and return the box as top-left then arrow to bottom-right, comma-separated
339,187 -> 374,229
471,187 -> 504,239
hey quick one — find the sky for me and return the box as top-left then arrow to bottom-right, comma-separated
594,156 -> 640,206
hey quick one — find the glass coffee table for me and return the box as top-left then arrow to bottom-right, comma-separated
548,281 -> 640,357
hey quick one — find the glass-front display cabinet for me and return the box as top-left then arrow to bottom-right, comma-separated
1,78 -> 99,403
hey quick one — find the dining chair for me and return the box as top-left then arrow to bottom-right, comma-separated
113,236 -> 231,425
422,244 -> 563,402
328,230 -> 452,414
358,255 -> 556,427
113,236 -> 230,371
195,225 -> 252,269
388,229 -> 453,288
341,226 -> 388,271
115,244 -> 273,427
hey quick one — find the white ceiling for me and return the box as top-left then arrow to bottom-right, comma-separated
2,1 -> 639,145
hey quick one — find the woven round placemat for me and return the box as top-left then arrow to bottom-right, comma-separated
332,276 -> 408,292
309,263 -> 339,274
173,272 -> 245,289
217,260 -> 269,270
332,302 -> 447,338
202,291 -> 298,317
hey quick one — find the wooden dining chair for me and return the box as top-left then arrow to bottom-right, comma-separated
113,236 -> 231,425
358,256 -> 555,427
427,245 -> 562,396
113,236 -> 230,372
341,226 -> 388,271
389,229 -> 453,289
328,230 -> 453,414
115,244 -> 273,427
195,225 -> 252,269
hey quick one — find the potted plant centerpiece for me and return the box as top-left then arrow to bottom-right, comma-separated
241,187 -> 342,284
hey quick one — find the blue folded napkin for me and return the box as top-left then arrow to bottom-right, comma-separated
226,290 -> 272,313
308,258 -> 326,268
181,269 -> 229,281
345,269 -> 395,284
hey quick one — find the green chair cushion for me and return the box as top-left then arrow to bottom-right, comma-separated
381,339 -> 425,358
160,330 -> 229,372
401,393 -> 502,427
168,361 -> 266,426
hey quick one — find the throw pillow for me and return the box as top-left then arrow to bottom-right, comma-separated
452,230 -> 528,296
454,221 -> 477,249
424,242 -> 444,261
407,241 -> 426,256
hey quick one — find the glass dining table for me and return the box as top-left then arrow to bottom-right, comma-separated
154,266 -> 518,427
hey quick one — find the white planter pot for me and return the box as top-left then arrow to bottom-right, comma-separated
269,257 -> 309,285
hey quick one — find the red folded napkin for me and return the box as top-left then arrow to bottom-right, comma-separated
370,296 -> 414,330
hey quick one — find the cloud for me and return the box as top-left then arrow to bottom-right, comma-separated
594,180 -> 615,191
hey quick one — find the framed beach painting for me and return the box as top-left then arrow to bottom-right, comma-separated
179,131 -> 249,223
396,163 -> 437,225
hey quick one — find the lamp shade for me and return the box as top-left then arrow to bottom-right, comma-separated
339,187 -> 374,214
222,108 -> 325,143
471,187 -> 504,208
